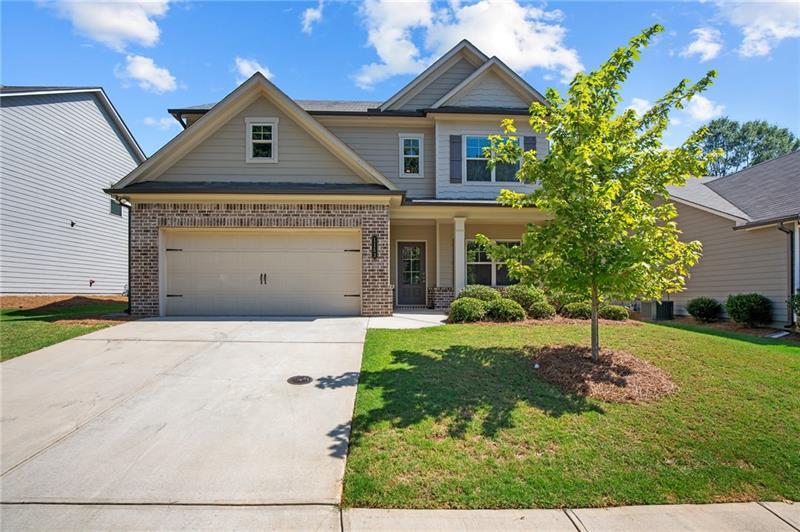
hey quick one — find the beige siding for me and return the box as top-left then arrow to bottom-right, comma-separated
157,97 -> 365,184
436,119 -> 548,199
399,58 -> 477,111
327,125 -> 435,198
671,202 -> 790,324
451,72 -> 529,108
438,222 -> 454,287
390,223 -> 437,295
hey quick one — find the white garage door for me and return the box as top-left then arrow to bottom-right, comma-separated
164,230 -> 361,316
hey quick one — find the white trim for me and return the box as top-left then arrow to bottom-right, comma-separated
669,195 -> 749,223
466,238 -> 521,287
453,217 -> 466,293
398,133 -> 424,178
158,228 -> 166,317
395,240 -> 429,306
463,134 -> 520,184
245,117 -> 279,163
435,220 -> 441,287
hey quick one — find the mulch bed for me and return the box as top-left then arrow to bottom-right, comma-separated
672,316 -> 800,342
0,295 -> 127,311
530,345 -> 677,403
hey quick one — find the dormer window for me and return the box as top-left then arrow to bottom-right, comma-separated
245,117 -> 278,163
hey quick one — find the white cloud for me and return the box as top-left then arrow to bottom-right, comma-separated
684,94 -> 725,121
353,0 -> 582,89
234,56 -> 273,84
54,0 -> 170,52
301,0 -> 324,34
627,97 -> 652,116
144,116 -> 178,130
717,0 -> 800,57
680,27 -> 723,62
116,55 -> 177,93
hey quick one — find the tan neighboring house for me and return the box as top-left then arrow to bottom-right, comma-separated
108,41 -> 551,317
667,151 -> 800,326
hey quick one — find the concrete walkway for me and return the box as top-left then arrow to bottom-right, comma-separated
367,310 -> 448,329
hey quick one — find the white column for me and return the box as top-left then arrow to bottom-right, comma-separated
454,216 -> 466,293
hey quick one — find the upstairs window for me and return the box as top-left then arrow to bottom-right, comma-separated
110,199 -> 123,216
399,134 -> 423,177
245,117 -> 279,163
464,135 -> 520,183
466,240 -> 520,286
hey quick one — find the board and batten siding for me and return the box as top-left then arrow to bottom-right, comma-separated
436,119 -> 548,200
398,58 -> 478,111
0,92 -> 138,294
155,97 -> 366,184
450,72 -> 529,108
326,124 -> 435,198
671,202 -> 790,324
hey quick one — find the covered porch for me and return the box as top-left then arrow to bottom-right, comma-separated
389,203 -> 546,310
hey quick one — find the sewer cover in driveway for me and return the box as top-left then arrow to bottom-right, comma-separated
287,375 -> 313,385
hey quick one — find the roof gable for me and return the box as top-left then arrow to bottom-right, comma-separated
431,57 -> 546,109
379,40 -> 487,111
113,74 -> 397,190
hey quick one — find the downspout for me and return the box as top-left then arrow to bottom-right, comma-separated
777,222 -> 795,328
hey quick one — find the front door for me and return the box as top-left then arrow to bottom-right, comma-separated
397,242 -> 426,305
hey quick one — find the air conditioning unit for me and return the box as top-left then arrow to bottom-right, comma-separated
640,300 -> 674,320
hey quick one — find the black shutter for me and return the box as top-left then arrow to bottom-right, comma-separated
449,135 -> 462,183
523,136 -> 538,158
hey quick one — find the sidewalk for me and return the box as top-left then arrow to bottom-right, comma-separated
343,502 -> 799,531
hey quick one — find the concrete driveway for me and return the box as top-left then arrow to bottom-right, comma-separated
1,317 -> 367,530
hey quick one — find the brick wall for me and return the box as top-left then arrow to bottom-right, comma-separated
130,202 -> 392,317
428,286 -> 455,309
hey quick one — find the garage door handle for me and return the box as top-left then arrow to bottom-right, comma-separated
344,294 -> 361,297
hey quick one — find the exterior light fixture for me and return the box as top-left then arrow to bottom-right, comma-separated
371,235 -> 378,259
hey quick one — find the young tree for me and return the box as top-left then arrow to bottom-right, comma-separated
479,25 -> 719,362
700,117 -> 800,176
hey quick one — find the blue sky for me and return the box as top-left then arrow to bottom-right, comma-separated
2,1 -> 798,156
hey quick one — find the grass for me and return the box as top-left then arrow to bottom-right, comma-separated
342,321 -> 800,509
0,300 -> 127,361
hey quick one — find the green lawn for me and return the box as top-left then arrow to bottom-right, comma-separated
0,301 -> 128,361
343,321 -> 800,509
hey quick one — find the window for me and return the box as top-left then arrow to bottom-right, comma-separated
245,117 -> 279,163
464,135 -> 520,183
110,199 -> 122,216
399,134 -> 423,177
466,240 -> 520,286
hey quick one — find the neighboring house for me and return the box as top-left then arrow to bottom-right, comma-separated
668,151 -> 800,326
0,86 -> 145,295
107,40 -> 551,317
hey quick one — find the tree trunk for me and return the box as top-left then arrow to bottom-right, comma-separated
590,285 -> 600,362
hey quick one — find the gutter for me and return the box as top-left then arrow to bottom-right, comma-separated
777,222 -> 796,328
732,213 -> 800,231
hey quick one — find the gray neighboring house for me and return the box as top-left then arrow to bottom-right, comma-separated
0,86 -> 145,295
668,151 -> 800,326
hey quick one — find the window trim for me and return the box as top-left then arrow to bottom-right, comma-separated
398,133 -> 424,178
466,238 -> 520,287
245,117 -> 279,163
462,134 -> 520,184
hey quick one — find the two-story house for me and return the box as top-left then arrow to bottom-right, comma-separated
108,41 -> 550,317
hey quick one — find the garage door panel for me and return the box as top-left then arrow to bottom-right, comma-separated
165,231 -> 361,316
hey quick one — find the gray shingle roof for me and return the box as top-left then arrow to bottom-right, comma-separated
667,176 -> 750,220
0,85 -> 99,94
705,151 -> 800,222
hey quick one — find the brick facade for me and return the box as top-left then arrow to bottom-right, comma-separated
130,202 -> 392,317
427,286 -> 455,310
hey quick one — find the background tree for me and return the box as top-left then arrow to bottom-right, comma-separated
479,24 -> 718,362
700,117 -> 799,176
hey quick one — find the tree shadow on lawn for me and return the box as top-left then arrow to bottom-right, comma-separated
651,321 -> 800,348
329,345 -> 608,457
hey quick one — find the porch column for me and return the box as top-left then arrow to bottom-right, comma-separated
454,216 -> 466,293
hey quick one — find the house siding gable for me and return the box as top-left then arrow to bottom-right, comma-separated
398,58 -> 477,111
449,71 -> 530,108
0,92 -> 137,294
155,96 -> 367,184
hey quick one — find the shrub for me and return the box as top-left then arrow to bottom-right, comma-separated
788,291 -> 800,315
561,301 -> 592,319
485,298 -> 526,322
548,291 -> 588,312
528,300 -> 556,320
599,304 -> 629,321
726,293 -> 772,326
457,285 -> 501,302
505,284 -> 547,310
686,297 -> 722,323
449,297 -> 487,323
